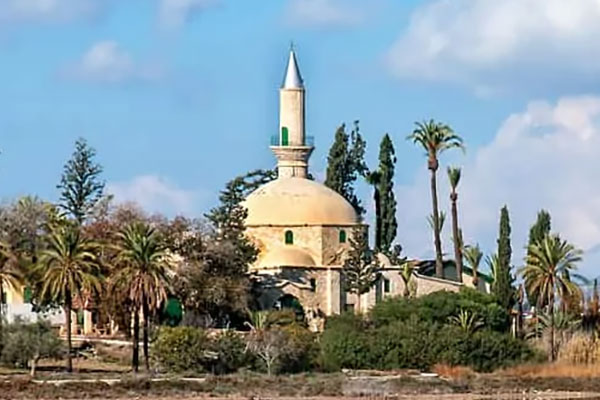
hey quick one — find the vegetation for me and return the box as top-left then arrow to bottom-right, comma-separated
1,318 -> 63,377
342,227 -> 379,313
368,134 -> 397,253
447,166 -> 463,282
520,234 -> 583,361
527,210 -> 552,308
492,206 -> 515,314
407,119 -> 464,278
324,121 -> 368,216
35,223 -> 101,372
113,222 -> 172,372
57,138 -> 105,225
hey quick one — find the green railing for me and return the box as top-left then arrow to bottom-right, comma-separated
270,135 -> 314,146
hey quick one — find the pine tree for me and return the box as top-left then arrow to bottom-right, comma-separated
325,121 -> 367,216
377,134 -> 397,253
342,227 -> 379,313
204,170 -> 274,275
526,210 -> 551,308
493,206 -> 516,313
57,138 -> 105,225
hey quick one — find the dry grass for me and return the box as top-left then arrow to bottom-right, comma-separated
432,364 -> 475,379
500,362 -> 600,378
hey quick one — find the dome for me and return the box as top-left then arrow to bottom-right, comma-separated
244,177 -> 358,226
259,247 -> 315,268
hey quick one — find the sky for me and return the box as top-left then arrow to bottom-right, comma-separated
2,0 -> 600,279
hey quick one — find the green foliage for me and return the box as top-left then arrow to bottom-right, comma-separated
408,119 -> 464,278
324,121 -> 368,216
153,326 -> 211,373
464,244 -> 483,287
320,310 -> 531,373
376,134 -> 397,253
57,138 -> 105,224
370,288 -> 509,332
527,210 -> 552,307
342,227 -> 379,310
493,206 -> 516,313
1,318 -> 63,376
210,330 -> 247,375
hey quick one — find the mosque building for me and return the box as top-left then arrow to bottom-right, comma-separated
243,49 -> 486,329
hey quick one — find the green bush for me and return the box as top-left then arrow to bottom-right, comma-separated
279,323 -> 319,373
153,326 -> 210,372
1,318 -> 63,376
370,288 -> 509,332
320,313 -> 371,371
321,293 -> 532,373
210,330 -> 247,374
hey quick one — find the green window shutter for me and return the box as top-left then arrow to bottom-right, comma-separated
281,126 -> 289,146
285,230 -> 294,245
384,279 -> 391,293
339,230 -> 347,243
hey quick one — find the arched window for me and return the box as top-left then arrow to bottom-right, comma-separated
339,230 -> 347,243
284,230 -> 294,245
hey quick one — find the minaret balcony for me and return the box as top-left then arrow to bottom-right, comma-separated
270,135 -> 314,147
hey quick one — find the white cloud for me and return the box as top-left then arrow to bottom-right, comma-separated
158,0 -> 218,29
286,0 -> 363,27
0,0 -> 100,23
108,175 -> 200,216
62,41 -> 163,83
397,95 -> 600,278
386,0 -> 600,91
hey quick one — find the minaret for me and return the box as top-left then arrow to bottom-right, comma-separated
271,47 -> 314,179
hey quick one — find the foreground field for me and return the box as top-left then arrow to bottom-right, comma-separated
4,363 -> 600,399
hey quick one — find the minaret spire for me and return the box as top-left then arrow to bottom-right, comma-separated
282,46 -> 304,89
271,46 -> 313,179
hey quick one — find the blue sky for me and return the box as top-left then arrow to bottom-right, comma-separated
2,0 -> 600,278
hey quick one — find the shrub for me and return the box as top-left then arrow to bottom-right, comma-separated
370,288 -> 509,332
320,308 -> 532,373
153,326 -> 210,373
1,318 -> 63,376
210,330 -> 247,374
279,323 -> 319,373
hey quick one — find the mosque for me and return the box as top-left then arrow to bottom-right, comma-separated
243,49 -> 487,329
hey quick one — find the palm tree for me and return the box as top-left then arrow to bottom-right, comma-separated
408,120 -> 464,278
114,222 -> 171,372
365,171 -> 382,251
0,242 -> 24,351
463,244 -> 483,288
447,167 -> 463,282
519,234 -> 582,361
36,224 -> 101,372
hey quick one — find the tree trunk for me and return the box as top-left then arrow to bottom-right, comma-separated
30,355 -> 39,378
374,187 -> 381,252
0,285 -> 4,355
142,298 -> 150,372
430,166 -> 444,278
65,292 -> 73,373
549,290 -> 556,362
132,307 -> 140,373
450,193 -> 463,282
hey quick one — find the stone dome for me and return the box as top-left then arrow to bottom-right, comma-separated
244,177 -> 358,226
260,247 -> 316,268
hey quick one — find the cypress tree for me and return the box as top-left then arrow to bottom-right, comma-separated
325,121 -> 367,216
492,205 -> 516,313
526,210 -> 551,308
377,134 -> 397,253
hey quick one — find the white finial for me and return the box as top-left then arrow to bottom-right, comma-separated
282,46 -> 304,89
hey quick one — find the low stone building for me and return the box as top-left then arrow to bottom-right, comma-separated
244,49 -> 486,329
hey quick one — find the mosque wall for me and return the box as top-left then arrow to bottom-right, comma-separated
247,225 -> 324,266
